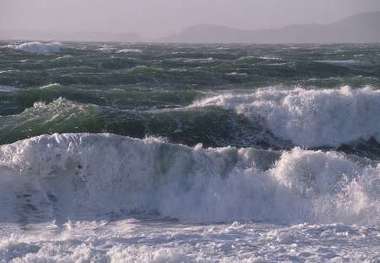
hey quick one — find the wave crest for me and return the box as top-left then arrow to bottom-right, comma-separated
193,86 -> 380,147
8,42 -> 62,54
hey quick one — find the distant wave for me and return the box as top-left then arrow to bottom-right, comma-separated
0,133 -> 378,224
0,85 -> 17,93
8,42 -> 62,54
117,48 -> 143,54
192,86 -> 380,148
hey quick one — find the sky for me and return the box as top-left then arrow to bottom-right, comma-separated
1,0 -> 380,40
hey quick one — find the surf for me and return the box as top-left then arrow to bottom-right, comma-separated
0,133 -> 378,225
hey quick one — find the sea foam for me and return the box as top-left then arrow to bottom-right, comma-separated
0,133 -> 378,224
192,86 -> 380,147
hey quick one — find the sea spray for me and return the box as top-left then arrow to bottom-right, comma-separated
0,133 -> 378,224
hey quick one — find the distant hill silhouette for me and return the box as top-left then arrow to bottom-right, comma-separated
160,11 -> 380,43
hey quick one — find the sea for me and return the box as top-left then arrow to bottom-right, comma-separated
0,41 -> 379,262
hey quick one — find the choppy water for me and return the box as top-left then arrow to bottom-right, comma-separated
0,41 -> 379,262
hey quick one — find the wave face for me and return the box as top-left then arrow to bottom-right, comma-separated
0,133 -> 378,224
7,42 -> 63,54
193,86 -> 380,148
0,97 -> 284,149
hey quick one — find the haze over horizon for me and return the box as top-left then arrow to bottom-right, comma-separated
1,0 -> 380,41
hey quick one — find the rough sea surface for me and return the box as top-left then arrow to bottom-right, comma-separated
0,41 -> 379,262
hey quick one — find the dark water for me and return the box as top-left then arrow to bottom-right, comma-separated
1,41 -> 380,155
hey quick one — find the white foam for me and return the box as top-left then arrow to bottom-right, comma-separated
38,83 -> 62,90
97,44 -> 117,52
117,48 -> 142,53
192,86 -> 380,147
225,72 -> 248,77
259,56 -> 282,61
0,219 -> 378,262
0,133 -> 378,225
9,42 -> 62,54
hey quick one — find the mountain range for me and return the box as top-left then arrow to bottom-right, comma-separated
1,11 -> 379,43
160,11 -> 380,43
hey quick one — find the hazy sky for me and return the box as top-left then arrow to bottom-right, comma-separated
1,0 -> 380,39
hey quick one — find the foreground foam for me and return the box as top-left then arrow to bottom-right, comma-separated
0,220 -> 378,262
192,86 -> 380,147
0,133 -> 378,224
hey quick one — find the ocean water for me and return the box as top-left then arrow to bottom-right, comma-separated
0,41 -> 379,262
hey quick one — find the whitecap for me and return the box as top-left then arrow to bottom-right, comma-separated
9,42 -> 62,54
192,86 -> 380,147
117,48 -> 143,54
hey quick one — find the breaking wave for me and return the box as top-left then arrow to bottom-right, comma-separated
8,42 -> 62,54
0,133 -> 378,225
192,86 -> 380,148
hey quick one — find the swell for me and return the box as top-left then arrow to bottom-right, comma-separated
0,83 -> 200,115
2,43 -> 379,89
0,98 -> 284,149
2,94 -> 380,159
0,133 -> 378,225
